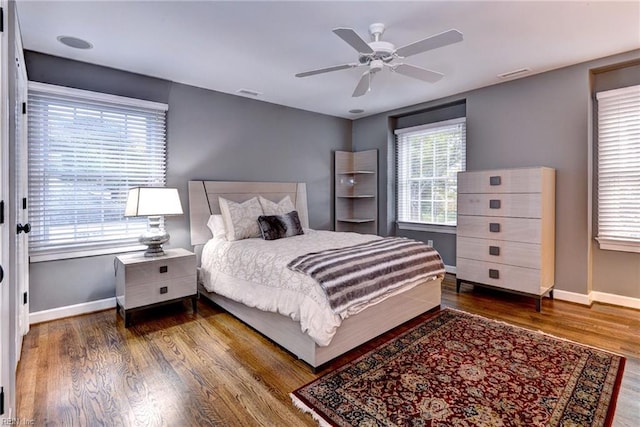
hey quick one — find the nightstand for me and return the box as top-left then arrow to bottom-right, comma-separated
115,248 -> 197,327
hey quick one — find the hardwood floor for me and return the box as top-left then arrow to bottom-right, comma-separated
16,274 -> 640,426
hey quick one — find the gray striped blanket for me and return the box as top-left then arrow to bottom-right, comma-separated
287,237 -> 445,314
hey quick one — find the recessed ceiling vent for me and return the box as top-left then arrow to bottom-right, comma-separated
236,89 -> 261,97
497,68 -> 532,80
349,109 -> 365,114
57,36 -> 93,49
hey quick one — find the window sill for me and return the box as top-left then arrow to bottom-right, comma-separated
596,237 -> 640,254
30,244 -> 147,263
396,222 -> 457,234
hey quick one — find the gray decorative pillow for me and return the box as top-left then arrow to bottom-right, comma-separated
219,196 -> 264,241
257,211 -> 304,241
259,195 -> 296,216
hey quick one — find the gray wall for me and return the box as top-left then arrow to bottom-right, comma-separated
353,49 -> 640,298
25,52 -> 351,312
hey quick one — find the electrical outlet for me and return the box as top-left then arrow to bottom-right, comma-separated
427,239 -> 434,246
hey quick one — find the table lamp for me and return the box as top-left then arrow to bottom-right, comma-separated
124,187 -> 183,257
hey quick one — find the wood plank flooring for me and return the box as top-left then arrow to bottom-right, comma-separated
16,274 -> 640,426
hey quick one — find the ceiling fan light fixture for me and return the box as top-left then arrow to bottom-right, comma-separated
57,35 -> 93,50
296,23 -> 463,97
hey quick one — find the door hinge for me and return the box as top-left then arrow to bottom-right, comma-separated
0,7 -> 4,33
23,291 -> 28,305
0,386 -> 4,415
0,200 -> 4,224
22,102 -> 26,115
22,197 -> 27,210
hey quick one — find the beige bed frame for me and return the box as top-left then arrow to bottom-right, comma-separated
188,180 -> 442,369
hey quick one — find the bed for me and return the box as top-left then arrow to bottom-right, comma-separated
188,180 -> 444,369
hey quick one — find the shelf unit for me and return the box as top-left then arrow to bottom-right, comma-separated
335,149 -> 378,234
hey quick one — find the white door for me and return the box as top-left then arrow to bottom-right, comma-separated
13,12 -> 28,358
0,0 -> 13,418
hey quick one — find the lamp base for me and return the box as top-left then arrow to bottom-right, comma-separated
140,216 -> 170,257
142,243 -> 167,257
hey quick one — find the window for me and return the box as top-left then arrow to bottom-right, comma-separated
395,117 -> 466,231
595,84 -> 640,253
27,82 -> 168,260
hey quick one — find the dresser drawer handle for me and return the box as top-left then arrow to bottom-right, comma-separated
160,286 -> 168,294
489,176 -> 501,186
489,199 -> 501,209
489,269 -> 500,279
489,246 -> 500,256
489,223 -> 501,232
159,266 -> 168,273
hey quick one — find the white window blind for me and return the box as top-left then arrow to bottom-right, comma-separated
395,117 -> 466,228
27,82 -> 168,258
596,84 -> 640,253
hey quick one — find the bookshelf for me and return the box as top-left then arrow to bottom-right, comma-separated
334,149 -> 378,234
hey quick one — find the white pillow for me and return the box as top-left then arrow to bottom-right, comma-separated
206,214 -> 226,239
259,195 -> 296,216
218,196 -> 264,241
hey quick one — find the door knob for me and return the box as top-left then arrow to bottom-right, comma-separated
17,223 -> 31,234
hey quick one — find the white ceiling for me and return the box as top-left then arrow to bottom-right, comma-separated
16,1 -> 640,119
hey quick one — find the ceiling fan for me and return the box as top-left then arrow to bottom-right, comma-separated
296,23 -> 463,97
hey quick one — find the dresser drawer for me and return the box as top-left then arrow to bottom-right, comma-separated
457,215 -> 541,243
122,255 -> 196,285
124,275 -> 196,309
458,168 -> 548,194
457,193 -> 542,218
456,259 -> 543,295
456,236 -> 541,269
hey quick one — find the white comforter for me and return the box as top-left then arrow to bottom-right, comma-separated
201,229 -> 392,346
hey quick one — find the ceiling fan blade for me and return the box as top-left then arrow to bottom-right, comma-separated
333,27 -> 374,54
296,63 -> 358,78
393,63 -> 444,83
352,71 -> 374,97
395,29 -> 463,58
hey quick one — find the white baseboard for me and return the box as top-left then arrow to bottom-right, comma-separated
547,289 -> 640,310
445,265 -> 456,274
30,297 -> 116,325
552,290 -> 592,306
591,291 -> 640,310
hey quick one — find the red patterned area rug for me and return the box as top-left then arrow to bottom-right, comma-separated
291,308 -> 625,427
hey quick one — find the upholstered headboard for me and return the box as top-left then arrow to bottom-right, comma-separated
188,180 -> 309,246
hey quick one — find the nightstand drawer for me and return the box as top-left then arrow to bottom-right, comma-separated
124,275 -> 196,309
115,248 -> 198,325
123,255 -> 196,285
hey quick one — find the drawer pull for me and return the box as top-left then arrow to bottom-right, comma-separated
490,176 -> 502,186
489,199 -> 501,209
159,266 -> 168,273
489,223 -> 501,232
160,286 -> 168,294
489,269 -> 500,279
489,246 -> 500,256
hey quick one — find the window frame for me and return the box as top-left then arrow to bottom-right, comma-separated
594,84 -> 640,253
394,117 -> 466,232
27,82 -> 169,262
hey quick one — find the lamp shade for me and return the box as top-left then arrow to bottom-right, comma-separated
124,187 -> 184,217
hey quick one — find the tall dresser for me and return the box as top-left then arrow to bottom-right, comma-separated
456,167 -> 555,311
